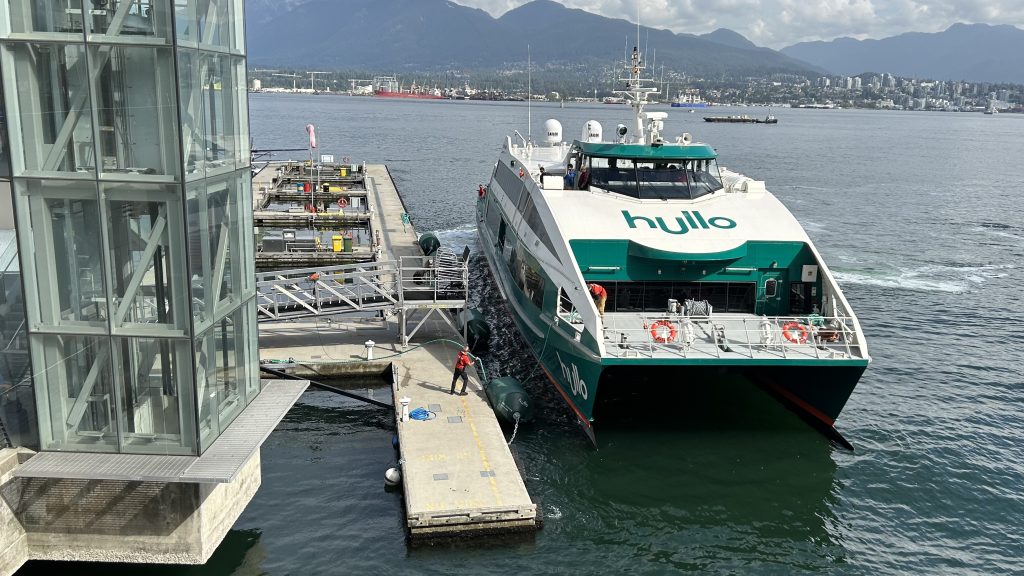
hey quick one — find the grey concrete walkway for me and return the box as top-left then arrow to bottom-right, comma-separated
364,165 -> 422,262
259,316 -> 537,537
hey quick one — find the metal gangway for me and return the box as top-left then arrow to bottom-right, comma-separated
256,249 -> 470,345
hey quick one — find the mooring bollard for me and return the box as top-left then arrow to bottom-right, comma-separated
364,340 -> 375,360
399,397 -> 411,422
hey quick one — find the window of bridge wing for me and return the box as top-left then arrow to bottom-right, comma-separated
588,157 -> 640,197
637,159 -> 723,200
590,157 -> 723,200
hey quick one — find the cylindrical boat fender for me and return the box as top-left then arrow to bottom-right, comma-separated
418,232 -> 441,256
484,377 -> 534,424
457,309 -> 490,353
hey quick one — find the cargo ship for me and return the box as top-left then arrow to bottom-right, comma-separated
475,45 -> 868,445
704,114 -> 777,124
373,75 -> 444,100
670,90 -> 709,108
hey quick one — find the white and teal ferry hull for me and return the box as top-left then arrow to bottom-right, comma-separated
475,193 -> 866,445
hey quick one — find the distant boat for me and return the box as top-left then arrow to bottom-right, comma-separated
984,101 -> 998,115
372,75 -> 444,100
670,90 -> 709,108
704,115 -> 756,123
704,113 -> 777,124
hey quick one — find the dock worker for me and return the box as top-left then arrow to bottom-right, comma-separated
588,283 -> 607,320
451,345 -> 475,395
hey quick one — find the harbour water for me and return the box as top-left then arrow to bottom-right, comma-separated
21,96 -> 1024,574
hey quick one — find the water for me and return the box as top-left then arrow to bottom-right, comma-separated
23,97 -> 1024,574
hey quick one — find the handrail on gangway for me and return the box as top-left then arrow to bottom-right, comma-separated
256,252 -> 469,323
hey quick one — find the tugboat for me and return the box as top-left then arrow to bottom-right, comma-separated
476,44 -> 869,445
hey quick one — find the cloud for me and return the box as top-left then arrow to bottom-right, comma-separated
451,0 -> 1024,48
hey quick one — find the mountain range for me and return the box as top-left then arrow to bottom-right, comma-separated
781,23 -> 1024,84
244,0 -> 818,78
244,1 -> 1024,84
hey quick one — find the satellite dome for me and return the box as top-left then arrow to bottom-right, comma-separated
582,120 -> 603,143
543,119 -> 563,145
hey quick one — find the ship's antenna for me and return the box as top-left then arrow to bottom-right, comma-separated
646,34 -> 651,72
636,2 -> 641,50
527,44 -> 532,143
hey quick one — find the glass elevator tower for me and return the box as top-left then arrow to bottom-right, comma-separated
0,0 -> 259,456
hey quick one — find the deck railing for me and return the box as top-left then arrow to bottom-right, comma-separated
597,313 -> 862,361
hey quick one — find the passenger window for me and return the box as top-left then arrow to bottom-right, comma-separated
764,278 -> 778,298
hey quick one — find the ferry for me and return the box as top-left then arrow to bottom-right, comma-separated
475,46 -> 870,445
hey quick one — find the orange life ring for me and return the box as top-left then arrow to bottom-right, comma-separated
519,167 -> 525,178
337,197 -> 348,208
650,320 -> 678,344
478,184 -> 486,198
781,321 -> 809,344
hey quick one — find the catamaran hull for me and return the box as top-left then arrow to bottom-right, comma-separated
477,211 -> 865,443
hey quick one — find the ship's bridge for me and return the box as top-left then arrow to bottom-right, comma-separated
568,140 -> 722,200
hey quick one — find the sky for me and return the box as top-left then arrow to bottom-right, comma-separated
451,0 -> 1024,49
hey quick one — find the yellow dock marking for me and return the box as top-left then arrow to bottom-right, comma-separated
461,396 -> 503,506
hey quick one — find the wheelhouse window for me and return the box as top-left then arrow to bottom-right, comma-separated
584,157 -> 723,200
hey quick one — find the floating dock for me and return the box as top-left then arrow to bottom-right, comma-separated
253,160 -> 379,271
257,164 -> 537,538
392,340 -> 537,537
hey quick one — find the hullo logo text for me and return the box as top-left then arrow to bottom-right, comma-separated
622,210 -> 737,235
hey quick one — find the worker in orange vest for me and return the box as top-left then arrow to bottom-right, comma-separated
588,283 -> 607,320
450,345 -> 475,395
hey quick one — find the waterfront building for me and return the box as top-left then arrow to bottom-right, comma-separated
0,1 -> 304,570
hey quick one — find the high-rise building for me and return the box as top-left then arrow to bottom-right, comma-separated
0,1 -> 303,569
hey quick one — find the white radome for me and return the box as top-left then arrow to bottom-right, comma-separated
543,119 -> 563,145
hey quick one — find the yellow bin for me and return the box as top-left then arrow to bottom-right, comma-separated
331,235 -> 343,253
339,166 -> 348,177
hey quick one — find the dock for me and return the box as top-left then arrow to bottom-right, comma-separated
257,163 -> 538,538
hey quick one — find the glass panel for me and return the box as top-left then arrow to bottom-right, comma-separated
173,0 -> 197,46
176,45 -> 205,179
16,179 -> 107,331
112,336 -> 196,455
187,173 -> 242,332
0,84 -> 10,179
0,232 -> 39,449
200,52 -> 241,175
195,304 -> 247,452
196,0 -> 233,52
90,45 -> 180,180
3,0 -> 85,39
241,300 -> 260,403
229,0 -> 245,54
32,334 -> 118,452
238,169 -> 255,298
233,56 -> 248,167
85,0 -> 174,43
103,183 -> 189,335
1,43 -> 96,177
